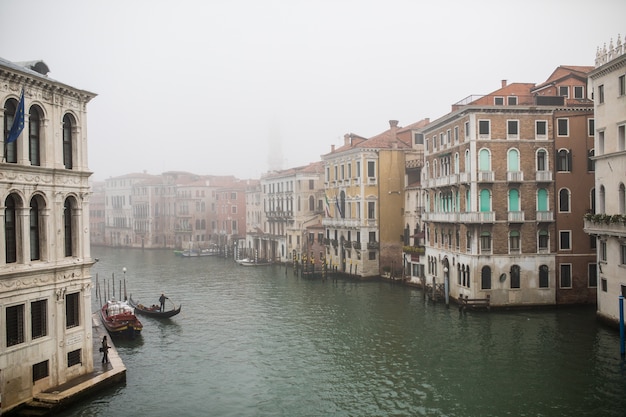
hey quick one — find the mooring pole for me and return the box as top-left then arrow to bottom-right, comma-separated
619,294 -> 626,358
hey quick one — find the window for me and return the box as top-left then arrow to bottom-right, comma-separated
507,96 -> 518,105
29,106 -> 41,166
598,84 -> 604,104
507,120 -> 519,139
510,265 -> 521,289
5,194 -> 18,263
367,161 -> 375,178
33,360 -> 49,383
67,349 -> 82,367
478,120 -> 490,138
557,149 -> 572,172
64,199 -> 73,256
588,118 -> 595,137
537,149 -> 547,171
440,133 -> 444,146
494,96 -> 504,105
62,114 -> 74,169
574,86 -> 584,99
367,201 -> 375,219
414,133 -> 424,145
66,292 -> 80,328
560,264 -> 572,288
619,75 -> 626,96
588,149 -> 595,172
559,231 -> 571,251
539,265 -> 549,288
557,118 -> 569,136
559,188 -> 570,212
538,229 -> 549,251
558,86 -> 569,97
31,299 -> 47,339
536,120 -> 547,139
600,240 -> 607,262
6,304 -> 25,347
30,197 -> 41,261
3,96 -> 19,163
368,251 -> 376,261
481,266 -> 492,290
619,125 -> 625,151
509,231 -> 520,253
601,278 -> 607,292
454,126 -> 459,143
621,244 -> 626,265
480,232 -> 491,252
464,121 -> 470,139
588,264 -> 598,288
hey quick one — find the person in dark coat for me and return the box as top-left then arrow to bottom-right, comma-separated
101,335 -> 110,364
159,293 -> 168,311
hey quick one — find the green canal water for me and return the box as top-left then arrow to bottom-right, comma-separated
60,247 -> 626,417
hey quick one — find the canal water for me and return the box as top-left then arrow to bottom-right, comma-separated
60,247 -> 626,417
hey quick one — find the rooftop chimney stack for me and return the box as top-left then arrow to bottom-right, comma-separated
501,80 -> 507,88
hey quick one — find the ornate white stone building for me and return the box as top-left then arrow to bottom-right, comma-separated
586,35 -> 626,326
0,58 -> 96,413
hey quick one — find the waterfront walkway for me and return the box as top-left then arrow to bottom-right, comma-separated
8,314 -> 126,416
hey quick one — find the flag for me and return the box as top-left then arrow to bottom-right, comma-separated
335,197 -> 343,218
7,89 -> 25,144
324,194 -> 332,218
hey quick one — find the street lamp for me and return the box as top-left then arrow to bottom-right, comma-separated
443,266 -> 449,306
122,267 -> 127,301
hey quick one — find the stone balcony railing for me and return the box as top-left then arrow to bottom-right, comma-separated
584,215 -> 626,238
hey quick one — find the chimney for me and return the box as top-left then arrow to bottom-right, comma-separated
501,80 -> 507,88
331,144 -> 335,152
389,120 -> 399,142
344,134 -> 350,146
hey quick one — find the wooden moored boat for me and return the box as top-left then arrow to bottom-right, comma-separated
100,299 -> 143,338
129,295 -> 182,318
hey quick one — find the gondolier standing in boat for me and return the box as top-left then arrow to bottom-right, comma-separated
101,335 -> 110,364
159,293 -> 168,312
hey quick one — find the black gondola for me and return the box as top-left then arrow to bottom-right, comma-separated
129,295 -> 182,318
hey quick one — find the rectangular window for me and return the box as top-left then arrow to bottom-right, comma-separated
559,231 -> 571,250
31,299 -> 47,339
480,233 -> 491,252
356,161 -> 360,178
6,304 -> 25,347
598,130 -> 605,154
557,118 -> 569,136
507,96 -> 518,105
367,202 -> 375,219
601,240 -> 607,261
367,161 -> 375,178
478,120 -> 490,138
464,121 -> 470,139
440,133 -> 445,146
588,118 -> 595,137
560,264 -> 572,288
619,125 -> 625,151
598,84 -> 604,103
66,292 -> 80,329
574,85 -> 584,99
494,96 -> 504,105
619,75 -> 626,96
601,278 -> 607,292
507,120 -> 519,139
33,360 -> 49,383
536,120 -> 547,139
454,126 -> 459,143
621,244 -> 626,265
446,129 -> 451,144
309,179 -> 314,189
67,349 -> 82,367
538,231 -> 549,251
588,263 -> 598,288
368,251 -> 376,261
414,133 -> 424,145
558,86 -> 569,97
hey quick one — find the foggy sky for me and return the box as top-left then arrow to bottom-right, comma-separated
1,0 -> 624,181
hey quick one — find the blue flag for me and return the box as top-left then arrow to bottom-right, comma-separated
7,89 -> 25,144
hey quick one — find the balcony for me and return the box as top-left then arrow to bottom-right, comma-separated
584,215 -> 626,238
508,211 -> 525,223
536,211 -> 554,222
458,172 -> 470,183
536,171 -> 553,182
367,241 -> 379,249
422,212 -> 459,222
507,171 -> 524,182
458,211 -> 496,223
477,171 -> 494,182
322,218 -> 361,228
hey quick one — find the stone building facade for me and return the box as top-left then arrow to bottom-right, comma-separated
0,58 -> 96,413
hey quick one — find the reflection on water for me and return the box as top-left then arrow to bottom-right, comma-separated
60,247 -> 626,417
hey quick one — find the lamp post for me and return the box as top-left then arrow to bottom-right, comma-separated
122,267 -> 127,301
443,266 -> 449,307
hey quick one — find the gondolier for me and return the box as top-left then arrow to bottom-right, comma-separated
159,293 -> 168,311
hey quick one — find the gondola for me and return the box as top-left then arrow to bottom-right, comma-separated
128,295 -> 182,318
100,299 -> 143,338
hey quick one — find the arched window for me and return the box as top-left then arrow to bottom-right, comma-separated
536,149 -> 548,171
30,197 -> 42,261
479,189 -> 491,212
509,189 -> 520,211
538,229 -> 549,251
599,185 -> 606,214
62,114 -> 75,169
619,183 -> 625,215
507,149 -> 520,171
557,149 -> 571,172
539,265 -> 549,288
29,105 -> 42,166
537,188 -> 548,212
510,265 -> 521,288
454,153 -> 460,174
464,149 -> 471,173
4,97 -> 19,163
64,198 -> 74,257
465,189 -> 470,212
588,149 -> 595,172
339,190 -> 346,219
559,188 -> 571,212
5,194 -> 18,263
481,266 -> 492,289
479,149 -> 490,171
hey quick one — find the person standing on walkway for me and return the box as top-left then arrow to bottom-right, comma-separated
101,335 -> 110,364
159,293 -> 168,311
